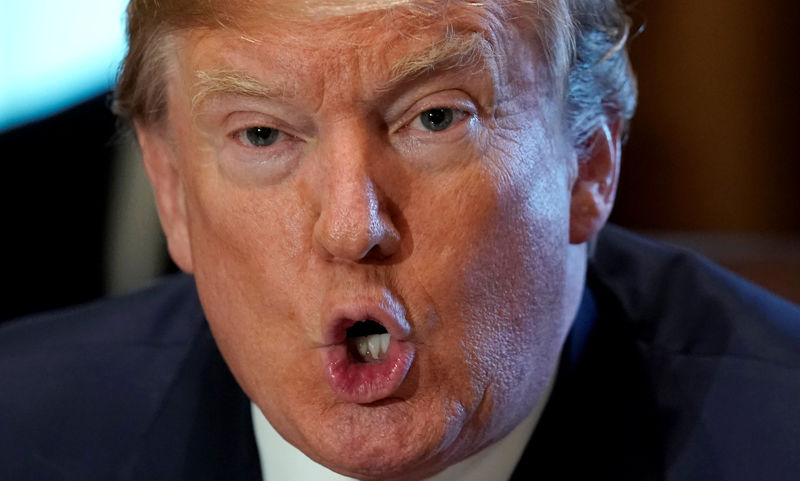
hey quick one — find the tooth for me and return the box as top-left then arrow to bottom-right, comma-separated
357,338 -> 369,359
379,333 -> 390,356
367,335 -> 381,360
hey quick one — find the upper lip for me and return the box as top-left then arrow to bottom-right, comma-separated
320,291 -> 412,347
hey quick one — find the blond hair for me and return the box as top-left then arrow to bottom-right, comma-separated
113,0 -> 636,149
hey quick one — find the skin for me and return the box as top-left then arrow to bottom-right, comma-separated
137,3 -> 619,480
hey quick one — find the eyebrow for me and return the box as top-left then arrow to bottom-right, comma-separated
191,69 -> 290,112
190,31 -> 497,110
381,31 -> 498,91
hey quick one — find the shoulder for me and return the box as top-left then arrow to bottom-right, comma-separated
590,225 -> 800,363
588,226 -> 800,479
0,274 -> 209,479
0,273 -> 202,349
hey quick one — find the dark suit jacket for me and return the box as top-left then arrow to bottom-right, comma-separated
1,227 -> 799,480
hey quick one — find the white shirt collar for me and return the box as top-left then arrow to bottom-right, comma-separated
250,372 -> 555,481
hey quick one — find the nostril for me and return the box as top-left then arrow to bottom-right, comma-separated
360,243 -> 389,263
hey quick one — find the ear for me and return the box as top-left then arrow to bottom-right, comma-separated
569,121 -> 622,244
135,123 -> 194,273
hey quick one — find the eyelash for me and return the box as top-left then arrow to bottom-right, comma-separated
230,103 -> 475,150
232,126 -> 296,149
235,127 -> 276,147
406,107 -> 472,134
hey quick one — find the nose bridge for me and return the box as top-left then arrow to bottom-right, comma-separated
325,168 -> 381,243
313,120 -> 399,261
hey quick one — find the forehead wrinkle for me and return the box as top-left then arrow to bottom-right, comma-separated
382,31 -> 498,89
190,69 -> 295,114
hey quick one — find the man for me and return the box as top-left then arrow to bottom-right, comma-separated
1,1 -> 798,480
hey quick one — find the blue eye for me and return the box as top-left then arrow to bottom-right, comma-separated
242,127 -> 280,147
419,108 -> 454,132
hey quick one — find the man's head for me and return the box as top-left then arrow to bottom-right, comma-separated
115,1 -> 636,479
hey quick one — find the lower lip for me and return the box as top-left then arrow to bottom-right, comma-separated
324,340 -> 415,404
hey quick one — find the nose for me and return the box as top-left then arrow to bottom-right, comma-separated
312,139 -> 401,262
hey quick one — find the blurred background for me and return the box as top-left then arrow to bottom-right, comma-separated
1,0 -> 798,323
610,0 -> 800,302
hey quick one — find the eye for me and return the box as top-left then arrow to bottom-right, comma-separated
418,108 -> 455,132
406,106 -> 473,136
237,126 -> 282,147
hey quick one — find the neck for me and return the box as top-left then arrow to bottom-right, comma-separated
564,242 -> 589,328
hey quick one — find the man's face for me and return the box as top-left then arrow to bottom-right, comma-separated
151,3 -> 581,479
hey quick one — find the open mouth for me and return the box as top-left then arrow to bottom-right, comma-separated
346,320 -> 390,363
322,298 -> 415,403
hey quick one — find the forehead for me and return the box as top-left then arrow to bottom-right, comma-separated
207,0 -> 526,24
183,0 -> 526,56
171,1 -> 545,108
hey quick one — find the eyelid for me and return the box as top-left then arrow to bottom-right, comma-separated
224,107 -> 310,138
411,108 -> 472,133
231,126 -> 285,148
226,117 -> 306,150
393,91 -> 479,133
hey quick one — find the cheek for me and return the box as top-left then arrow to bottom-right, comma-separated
460,184 -> 569,402
474,150 -> 572,402
182,170 -> 322,391
187,183 -> 298,299
407,148 -> 572,422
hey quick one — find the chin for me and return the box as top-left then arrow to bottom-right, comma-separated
292,398 -> 467,481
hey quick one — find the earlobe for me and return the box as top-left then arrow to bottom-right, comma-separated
569,121 -> 622,244
135,123 -> 194,273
